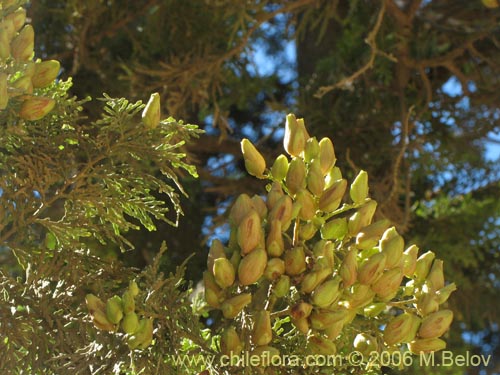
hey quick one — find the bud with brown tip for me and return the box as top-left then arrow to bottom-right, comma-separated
268,195 -> 293,231
384,313 -> 421,345
419,310 -> 453,339
264,258 -> 285,280
19,96 -> 55,120
358,252 -> 386,285
241,138 -> 266,178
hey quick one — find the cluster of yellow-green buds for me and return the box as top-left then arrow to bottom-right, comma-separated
204,113 -> 455,366
85,280 -> 154,350
1,0 -> 60,120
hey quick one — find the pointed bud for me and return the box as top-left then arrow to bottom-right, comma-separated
5,8 -> 26,32
307,158 -> 325,196
347,212 -> 363,237
252,310 -> 272,346
363,302 -> 387,318
266,220 -> 284,257
85,294 -> 106,314
426,259 -> 445,291
416,293 -> 439,316
319,179 -> 347,212
251,195 -> 268,220
92,309 -> 116,331
436,283 -> 457,304
238,248 -> 267,285
310,309 -> 348,330
264,258 -> 285,280
214,258 -> 236,288
241,138 -> 266,178
419,310 -> 453,339
318,138 -> 336,175
203,271 -> 224,308
221,327 -> 243,355
346,283 -> 376,308
372,267 -> 404,300
106,295 -> 124,324
402,245 -> 419,277
10,24 -> 34,61
414,251 -> 435,282
356,219 -> 391,250
311,277 -> 341,308
321,217 -> 348,240
384,313 -> 421,345
307,334 -> 337,355
11,75 -> 33,96
208,239 -> 226,272
273,275 -> 290,298
142,92 -> 160,129
299,221 -> 317,240
304,137 -> 320,162
313,240 -> 335,268
0,29 -> 10,60
290,302 -> 313,320
122,290 -> 135,314
358,252 -> 386,285
129,280 -> 140,297
350,170 -> 369,204
285,157 -> 306,194
221,293 -> 252,319
340,247 -> 358,288
268,195 -> 293,231
1,19 -> 15,41
291,317 -> 309,334
271,154 -> 289,181
295,189 -> 316,220
408,338 -> 446,353
230,193 -> 254,226
0,73 -> 8,109
237,210 -> 263,255
18,96 -> 56,120
127,318 -> 154,349
284,247 -> 306,276
121,312 -> 140,334
380,227 -> 404,269
324,320 -> 344,339
31,60 -> 60,88
325,166 -> 342,188
284,113 -> 306,157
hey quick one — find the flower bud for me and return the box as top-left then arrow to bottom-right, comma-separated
290,301 -> 313,320
229,193 -> 254,226
284,113 -> 306,157
324,320 -> 344,339
142,92 -> 160,129
346,283 -> 375,308
408,338 -> 446,354
122,290 -> 135,314
264,258 -> 285,280
1,19 -> 15,40
214,258 -> 236,288
221,293 -> 252,319
363,302 -> 387,318
321,217 -> 347,240
18,96 -> 56,120
237,210 -> 263,255
128,318 -> 154,349
285,157 -> 306,194
238,248 -> 267,285
252,310 -> 273,346
319,137 -> 336,175
292,317 -> 310,334
380,227 -> 404,269
0,73 -> 8,109
85,293 -> 106,314
92,309 -> 116,331
340,247 -> 357,288
203,271 -> 224,308
318,179 -> 347,212
414,251 -> 435,282
419,310 -> 453,339
357,199 -> 378,228
284,247 -> 306,276
299,221 -> 317,240
251,195 -> 267,220
31,60 -> 60,88
11,24 -> 34,61
11,75 -> 33,96
304,137 -> 320,162
426,259 -> 444,291
271,154 -> 289,181
266,181 -> 284,209
5,8 -> 26,32
402,245 -> 419,277
356,219 -> 391,250
416,293 -> 439,316
436,283 -> 456,304
347,212 -> 363,236
268,195 -> 293,231
129,280 -> 140,297
324,166 -> 342,188
384,313 -> 421,345
310,309 -> 348,330
311,277 -> 341,308
0,29 -> 10,60
106,295 -> 124,324
241,138 -> 266,178
220,327 -> 243,355
307,158 -> 325,196
208,239 -> 226,271
358,252 -> 386,285
350,170 -> 369,204
266,220 -> 284,257
121,312 -> 139,334
300,271 -> 320,293
307,334 -> 337,355
314,241 -> 335,269
273,275 -> 290,298
295,189 -> 316,220
371,267 -> 404,300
